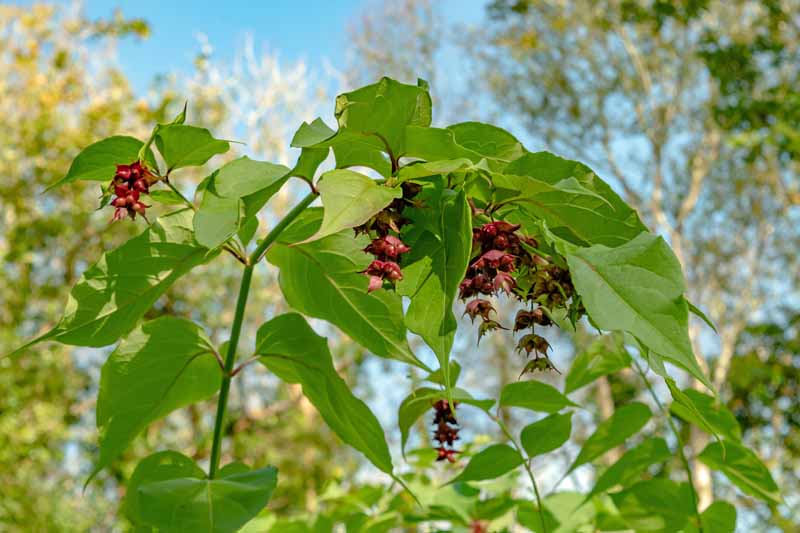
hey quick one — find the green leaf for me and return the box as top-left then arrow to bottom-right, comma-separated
255,313 -> 393,474
47,135 -> 156,191
520,412 -> 573,458
610,479 -> 693,532
139,465 -> 277,532
687,298 -> 718,333
399,187 -> 472,395
698,441 -> 781,504
492,172 -> 645,248
155,124 -> 229,171
194,186 -> 242,249
424,360 -> 462,388
290,117 -> 336,148
564,333 -> 631,393
303,169 -> 402,242
266,210 -> 423,369
447,444 -> 523,484
93,316 -> 219,475
334,77 -> 431,156
698,501 -> 737,533
123,451 -> 206,525
397,159 -> 476,182
447,122 -> 526,161
516,501 -> 560,533
194,157 -> 290,249
568,402 -> 651,473
667,381 -> 741,442
214,156 -> 290,199
10,210 -> 211,356
505,151 -> 646,238
499,380 -> 578,413
397,386 -> 493,454
567,232 -> 711,389
586,437 -> 671,499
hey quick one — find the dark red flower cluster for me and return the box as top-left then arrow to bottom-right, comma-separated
109,161 -> 154,222
357,182 -> 420,292
460,218 -> 584,375
432,399 -> 460,463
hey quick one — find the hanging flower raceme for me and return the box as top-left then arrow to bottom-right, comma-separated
432,399 -> 460,463
459,218 -> 585,376
108,161 -> 155,222
357,182 -> 420,292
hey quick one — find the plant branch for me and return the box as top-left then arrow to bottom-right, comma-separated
207,192 -> 317,478
632,358 -> 704,532
164,179 -> 196,211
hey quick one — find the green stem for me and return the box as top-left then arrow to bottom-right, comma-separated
208,264 -> 253,478
632,359 -> 704,532
207,192 -> 317,478
493,413 -> 548,533
164,179 -> 196,211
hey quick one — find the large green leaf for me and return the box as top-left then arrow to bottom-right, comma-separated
586,437 -> 671,499
397,386 -> 494,454
9,210 -> 211,356
698,441 -> 781,504
567,232 -> 711,388
46,135 -> 157,190
667,381 -> 741,443
155,124 -> 229,172
564,333 -> 631,394
492,171 -> 645,247
402,122 -> 524,168
447,444 -> 523,484
504,151 -> 646,242
139,464 -> 278,532
399,187 -> 472,392
447,122 -> 526,161
266,210 -> 423,369
567,402 -> 651,473
334,77 -> 431,156
194,157 -> 290,249
610,479 -> 693,532
688,501 -> 737,533
303,169 -> 402,242
123,451 -> 206,525
255,313 -> 393,474
499,380 -> 578,413
520,412 -> 573,458
94,316 -> 220,475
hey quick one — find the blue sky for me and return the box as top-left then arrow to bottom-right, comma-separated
74,0 -> 487,94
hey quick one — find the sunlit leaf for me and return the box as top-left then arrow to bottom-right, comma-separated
568,402 -> 651,473
255,313 -> 394,474
500,380 -> 578,413
698,441 -> 781,504
155,124 -> 229,171
520,412 -> 573,458
586,437 -> 671,499
447,444 -> 523,484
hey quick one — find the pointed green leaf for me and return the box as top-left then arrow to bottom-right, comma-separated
155,124 -> 229,171
564,333 -> 631,393
687,298 -> 718,333
255,313 -> 393,474
610,479 -> 693,532
698,441 -> 781,504
94,317 -> 220,475
586,437 -> 671,499
667,381 -> 741,442
290,117 -> 336,148
194,186 -> 242,249
335,77 -> 431,156
302,169 -> 401,243
139,465 -> 277,532
399,187 -> 472,393
13,210 -> 210,353
47,135 -> 156,190
500,380 -> 578,413
214,156 -> 290,199
446,122 -> 526,161
194,157 -> 290,249
123,451 -> 206,525
567,232 -> 711,389
447,444 -> 523,484
148,189 -> 187,205
520,412 -> 573,458
568,402 -> 651,473
266,210 -> 423,369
